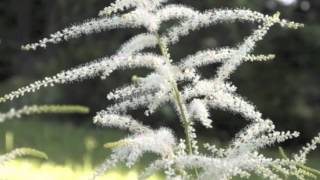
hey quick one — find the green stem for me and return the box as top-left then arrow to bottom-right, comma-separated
172,83 -> 194,155
157,35 -> 199,178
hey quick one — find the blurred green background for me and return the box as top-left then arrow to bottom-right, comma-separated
0,0 -> 319,179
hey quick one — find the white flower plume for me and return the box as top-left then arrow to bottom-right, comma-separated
90,128 -> 176,180
0,53 -> 166,103
2,0 -> 318,179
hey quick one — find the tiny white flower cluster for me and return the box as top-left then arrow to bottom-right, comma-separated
1,0 -> 318,179
0,104 -> 89,123
188,99 -> 212,128
93,112 -> 151,134
294,133 -> 320,163
98,0 -> 168,17
0,148 -> 47,166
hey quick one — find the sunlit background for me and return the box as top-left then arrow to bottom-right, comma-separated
0,0 -> 319,179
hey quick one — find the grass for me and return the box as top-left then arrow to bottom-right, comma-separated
0,117 -> 319,179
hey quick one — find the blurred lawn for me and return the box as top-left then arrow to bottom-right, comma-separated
0,160 -> 161,180
0,118 -> 319,180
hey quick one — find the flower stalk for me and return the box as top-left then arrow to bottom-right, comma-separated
157,34 -> 199,177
